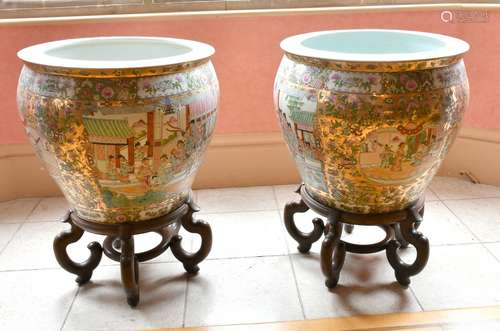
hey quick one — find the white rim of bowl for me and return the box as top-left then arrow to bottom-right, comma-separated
280,29 -> 470,63
17,36 -> 215,69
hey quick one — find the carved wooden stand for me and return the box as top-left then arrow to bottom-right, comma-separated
53,196 -> 212,307
284,185 -> 429,288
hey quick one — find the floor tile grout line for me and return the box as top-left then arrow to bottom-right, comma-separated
432,195 -> 500,202
429,242 -> 488,250
2,198 -> 42,220
0,214 -> 33,255
481,242 -> 500,263
16,219 -> 66,224
11,198 -> 500,219
0,266 -> 64,272
0,223 -> 23,256
272,186 -> 307,320
59,286 -> 80,331
182,233 -> 197,327
0,200 -> 43,252
0,253 -> 317,272
271,186 -> 283,211
182,274 -> 189,327
429,241 -> 498,247
3,184 -> 497,303
197,208 -> 280,216
287,253 -> 307,320
440,200 -> 482,243
275,186 -> 430,321
271,186 -> 293,255
24,198 -> 43,222
4,241 -> 500,273
427,186 -> 441,202
195,185 -> 275,192
206,253 -> 292,262
13,209 -> 282,224
0,259 -> 179,273
0,220 -> 30,225
0,255 -> 285,273
408,285 -> 425,312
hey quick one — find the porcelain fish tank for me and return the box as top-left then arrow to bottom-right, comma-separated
17,37 -> 219,223
274,30 -> 470,214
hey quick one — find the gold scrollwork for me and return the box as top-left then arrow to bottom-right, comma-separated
285,53 -> 463,73
24,58 -> 210,78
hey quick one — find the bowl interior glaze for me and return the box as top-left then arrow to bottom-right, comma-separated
281,29 -> 470,62
18,36 -> 215,69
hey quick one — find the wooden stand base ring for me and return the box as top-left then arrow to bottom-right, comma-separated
284,184 -> 429,289
52,196 -> 212,307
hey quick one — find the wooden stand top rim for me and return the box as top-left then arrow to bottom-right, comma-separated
300,185 -> 424,225
69,201 -> 189,236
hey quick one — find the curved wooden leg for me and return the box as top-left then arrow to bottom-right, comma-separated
53,211 -> 102,285
394,223 -> 409,248
171,200 -> 212,274
112,237 -> 121,250
103,226 -> 174,263
320,212 -> 346,288
344,224 -> 354,234
284,185 -> 325,253
120,232 -> 139,307
395,205 -> 424,249
387,205 -> 429,287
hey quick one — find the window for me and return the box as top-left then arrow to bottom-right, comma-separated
1,0 -> 216,18
0,0 -> 491,19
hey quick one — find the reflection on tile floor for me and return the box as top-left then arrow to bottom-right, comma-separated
0,176 -> 499,330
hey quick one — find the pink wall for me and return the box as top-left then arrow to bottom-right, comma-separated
1,9 -> 498,144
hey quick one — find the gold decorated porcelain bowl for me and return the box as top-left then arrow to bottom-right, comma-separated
17,37 -> 219,223
274,30 -> 470,214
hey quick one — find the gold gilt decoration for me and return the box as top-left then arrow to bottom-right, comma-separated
18,61 -> 219,223
24,58 -> 209,78
285,52 -> 463,73
274,54 -> 469,214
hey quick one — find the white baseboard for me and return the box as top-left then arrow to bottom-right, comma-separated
0,128 -> 499,201
437,127 -> 500,185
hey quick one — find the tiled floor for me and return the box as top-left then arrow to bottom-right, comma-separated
0,176 -> 500,331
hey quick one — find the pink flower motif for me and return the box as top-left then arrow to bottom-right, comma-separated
406,101 -> 418,112
59,79 -> 72,89
303,73 -> 312,83
367,75 -> 377,84
143,81 -> 151,89
95,83 -> 104,91
405,79 -> 418,91
101,86 -> 114,99
116,214 -> 127,222
347,94 -> 357,104
81,88 -> 92,99
175,76 -> 183,82
331,73 -> 341,81
400,74 -> 409,84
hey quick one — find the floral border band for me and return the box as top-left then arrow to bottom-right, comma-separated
23,58 -> 210,78
284,52 -> 463,73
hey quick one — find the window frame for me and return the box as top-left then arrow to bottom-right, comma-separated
0,0 -> 497,19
